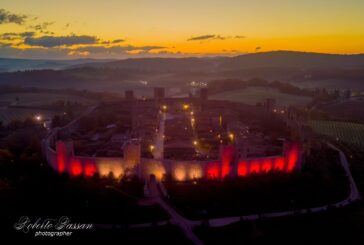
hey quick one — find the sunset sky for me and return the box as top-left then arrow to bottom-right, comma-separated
1,0 -> 364,59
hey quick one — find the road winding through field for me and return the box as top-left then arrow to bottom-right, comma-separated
107,142 -> 361,245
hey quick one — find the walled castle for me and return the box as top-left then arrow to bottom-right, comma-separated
43,88 -> 302,181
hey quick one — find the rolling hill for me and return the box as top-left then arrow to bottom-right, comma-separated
0,51 -> 364,90
72,51 -> 364,71
0,58 -> 114,72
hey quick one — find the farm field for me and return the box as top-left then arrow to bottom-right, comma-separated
210,86 -> 312,106
0,108 -> 56,125
292,79 -> 364,90
0,92 -> 96,106
308,120 -> 364,151
318,99 -> 364,122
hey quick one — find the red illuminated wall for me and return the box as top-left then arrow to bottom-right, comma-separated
84,160 -> 97,177
207,161 -> 220,179
56,141 -> 67,173
237,142 -> 301,177
286,143 -> 300,172
70,158 -> 82,176
56,141 -> 97,177
262,158 -> 273,172
237,161 -> 248,176
221,145 -> 235,178
54,139 -> 300,180
203,142 -> 300,180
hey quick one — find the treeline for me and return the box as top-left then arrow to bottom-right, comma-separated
208,78 -> 315,97
0,85 -> 121,101
0,67 -> 141,89
0,119 -> 46,161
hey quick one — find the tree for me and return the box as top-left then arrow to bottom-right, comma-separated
0,149 -> 13,160
51,115 -> 62,128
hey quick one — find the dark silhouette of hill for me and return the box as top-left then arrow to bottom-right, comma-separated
71,57 -> 224,72
220,51 -> 364,70
0,58 -> 114,72
1,51 -> 364,90
72,51 -> 364,71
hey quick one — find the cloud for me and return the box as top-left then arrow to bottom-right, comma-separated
221,49 -> 242,53
0,44 -> 242,59
20,32 -> 36,38
0,33 -> 20,40
188,35 -> 216,41
131,45 -> 166,52
188,34 -> 246,41
255,46 -> 262,51
112,39 -> 125,44
0,42 -> 12,47
73,45 -> 166,54
0,46 -> 69,59
28,21 -> 55,34
154,49 -> 246,58
0,32 -> 35,40
100,39 -> 125,45
63,23 -> 70,30
24,35 -> 98,47
0,9 -> 27,25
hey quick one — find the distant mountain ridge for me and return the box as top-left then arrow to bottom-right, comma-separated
221,51 -> 364,70
71,51 -> 364,72
0,58 -> 115,72
1,51 -> 364,91
2,51 -> 364,73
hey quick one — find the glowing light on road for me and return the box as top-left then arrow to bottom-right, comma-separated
229,133 -> 234,142
191,117 -> 195,127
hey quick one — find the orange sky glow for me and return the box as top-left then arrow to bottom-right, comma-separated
1,0 -> 364,59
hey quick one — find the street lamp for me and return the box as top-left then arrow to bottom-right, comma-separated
183,104 -> 190,110
35,115 -> 42,121
229,133 -> 234,142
